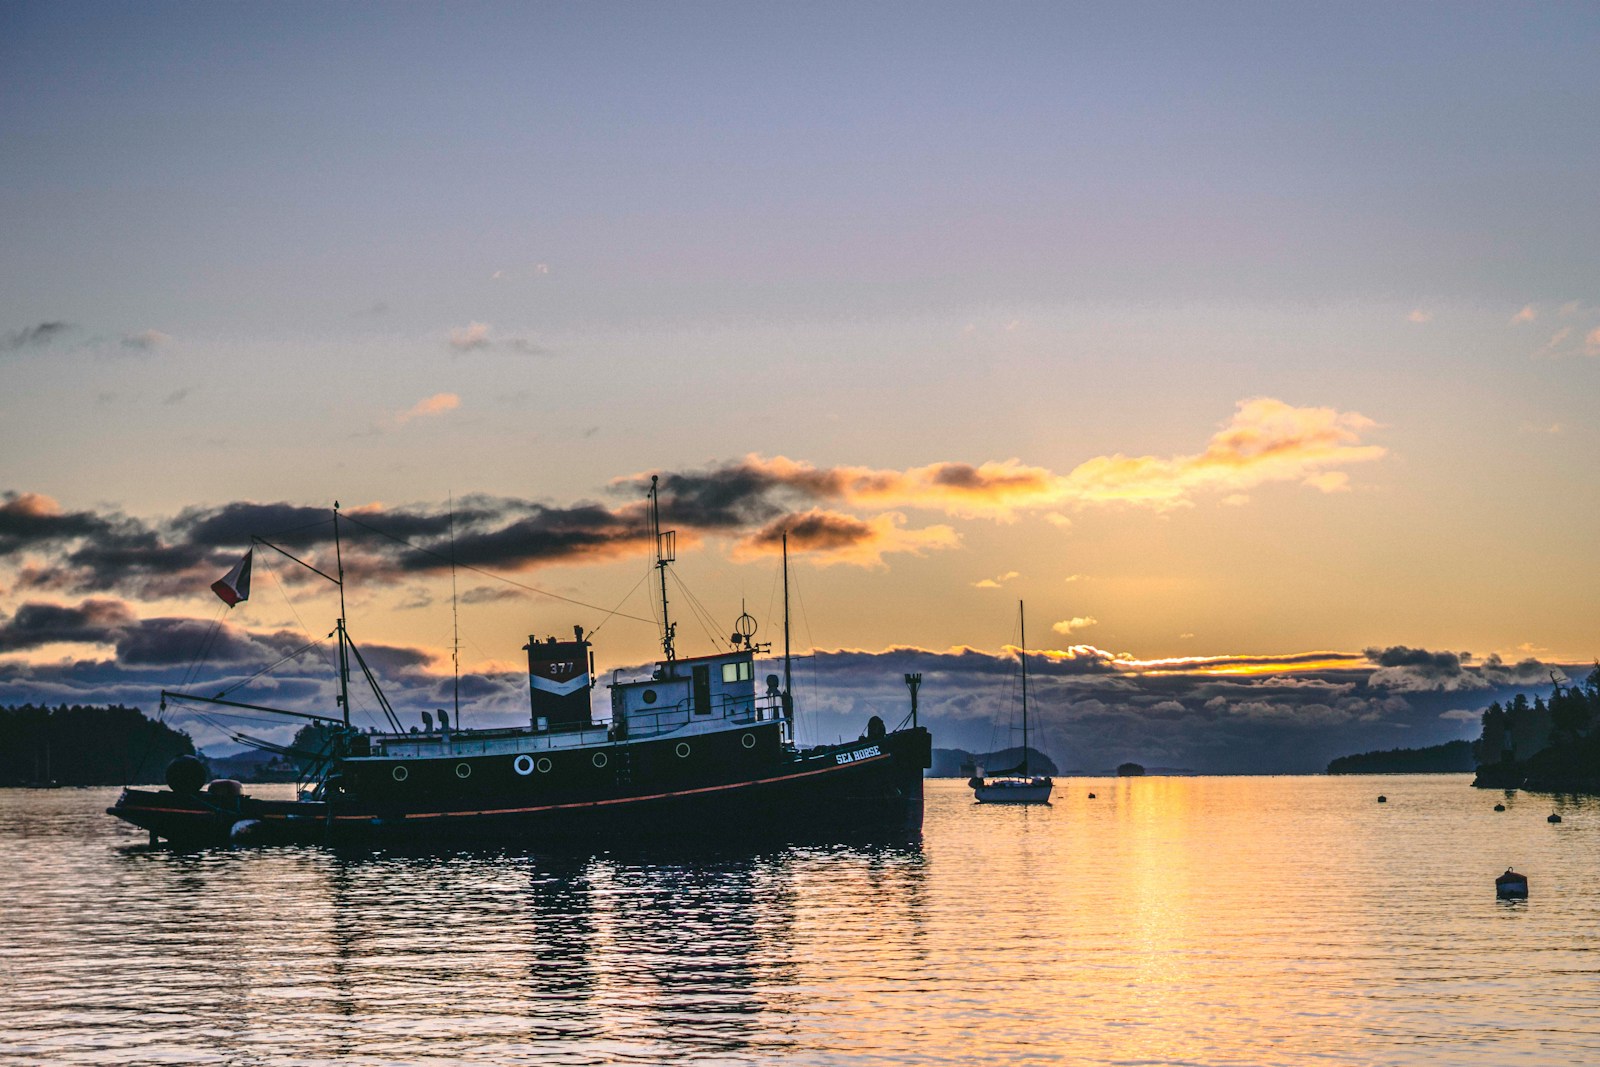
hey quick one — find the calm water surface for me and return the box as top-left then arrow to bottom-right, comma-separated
3,776 -> 1599,1066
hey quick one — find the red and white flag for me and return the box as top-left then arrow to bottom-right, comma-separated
211,549 -> 253,606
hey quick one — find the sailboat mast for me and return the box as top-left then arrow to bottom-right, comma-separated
782,532 -> 793,718
333,502 -> 350,727
450,493 -> 460,729
650,476 -> 676,665
1019,599 -> 1028,775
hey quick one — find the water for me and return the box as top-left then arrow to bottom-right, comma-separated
3,776 -> 1599,1066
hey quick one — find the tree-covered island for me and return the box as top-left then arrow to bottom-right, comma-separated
1472,667 -> 1600,792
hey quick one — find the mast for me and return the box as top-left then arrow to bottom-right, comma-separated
782,531 -> 793,719
1019,599 -> 1029,775
333,501 -> 351,727
650,476 -> 676,665
450,493 -> 460,729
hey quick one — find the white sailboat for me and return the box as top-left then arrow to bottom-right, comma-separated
972,601 -> 1054,804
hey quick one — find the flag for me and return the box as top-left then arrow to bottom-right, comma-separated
211,549 -> 252,606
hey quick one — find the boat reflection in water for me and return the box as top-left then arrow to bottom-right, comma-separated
147,833 -> 929,1064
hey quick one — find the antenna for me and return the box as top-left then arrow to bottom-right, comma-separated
782,531 -> 793,721
905,672 -> 921,729
333,501 -> 350,727
650,475 -> 676,664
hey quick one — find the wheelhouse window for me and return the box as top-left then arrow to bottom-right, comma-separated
721,661 -> 753,683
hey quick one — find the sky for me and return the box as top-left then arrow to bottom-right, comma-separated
1,2 -> 1597,771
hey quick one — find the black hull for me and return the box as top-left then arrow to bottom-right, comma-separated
109,727 -> 931,847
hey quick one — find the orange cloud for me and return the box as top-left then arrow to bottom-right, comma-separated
397,393 -> 460,423
1060,397 -> 1385,509
739,398 -> 1382,516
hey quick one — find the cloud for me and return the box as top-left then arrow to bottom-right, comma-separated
0,598 -> 137,652
1511,305 -> 1536,324
120,330 -> 170,351
1,321 -> 73,353
973,570 -> 1019,589
734,509 -> 960,568
1052,616 -> 1098,635
1301,472 -> 1350,493
397,393 -> 460,424
458,585 -> 523,605
632,399 -> 1385,525
1408,309 -> 1433,324
448,322 -> 545,355
1060,397 -> 1386,509
1587,328 -> 1600,357
1542,327 -> 1573,352
449,322 -> 493,351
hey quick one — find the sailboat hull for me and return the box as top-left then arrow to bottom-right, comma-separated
973,777 -> 1053,804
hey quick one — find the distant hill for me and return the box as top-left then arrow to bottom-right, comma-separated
929,746 -> 1058,777
0,703 -> 195,786
1326,740 -> 1475,775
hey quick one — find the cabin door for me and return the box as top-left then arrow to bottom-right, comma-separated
692,665 -> 712,715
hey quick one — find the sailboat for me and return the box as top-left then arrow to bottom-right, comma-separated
971,600 -> 1054,804
107,479 -> 933,846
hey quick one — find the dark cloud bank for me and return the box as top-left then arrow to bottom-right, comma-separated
0,596 -> 1576,772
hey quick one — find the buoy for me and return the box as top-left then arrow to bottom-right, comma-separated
1496,868 -> 1529,898
1548,813 -> 1562,824
1377,795 -> 1387,803
1087,792 -> 1096,799
1494,803 -> 1506,812
165,754 -> 206,794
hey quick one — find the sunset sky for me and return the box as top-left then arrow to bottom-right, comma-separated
2,3 -> 1596,770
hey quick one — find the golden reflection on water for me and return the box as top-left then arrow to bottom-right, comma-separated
4,778 -> 1600,1065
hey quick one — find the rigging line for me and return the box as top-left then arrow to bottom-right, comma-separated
587,566 -> 654,640
340,512 -> 656,625
260,517 -> 335,540
178,603 -> 229,691
217,636 -> 328,699
259,552 -> 317,647
668,570 -> 728,653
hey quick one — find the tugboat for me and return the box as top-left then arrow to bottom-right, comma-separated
971,600 -> 1053,805
108,480 -> 931,846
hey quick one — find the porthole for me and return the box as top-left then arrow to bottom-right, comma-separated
675,742 -> 692,758
741,733 -> 756,749
536,757 -> 552,774
513,754 -> 535,776
592,751 -> 609,769
642,689 -> 658,704
392,765 -> 409,782
455,762 -> 472,779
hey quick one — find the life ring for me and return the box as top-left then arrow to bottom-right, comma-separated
675,742 -> 692,758
592,751 -> 609,768
536,757 -> 552,774
392,765 -> 409,782
741,733 -> 756,749
513,754 -> 535,776
455,762 -> 472,779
